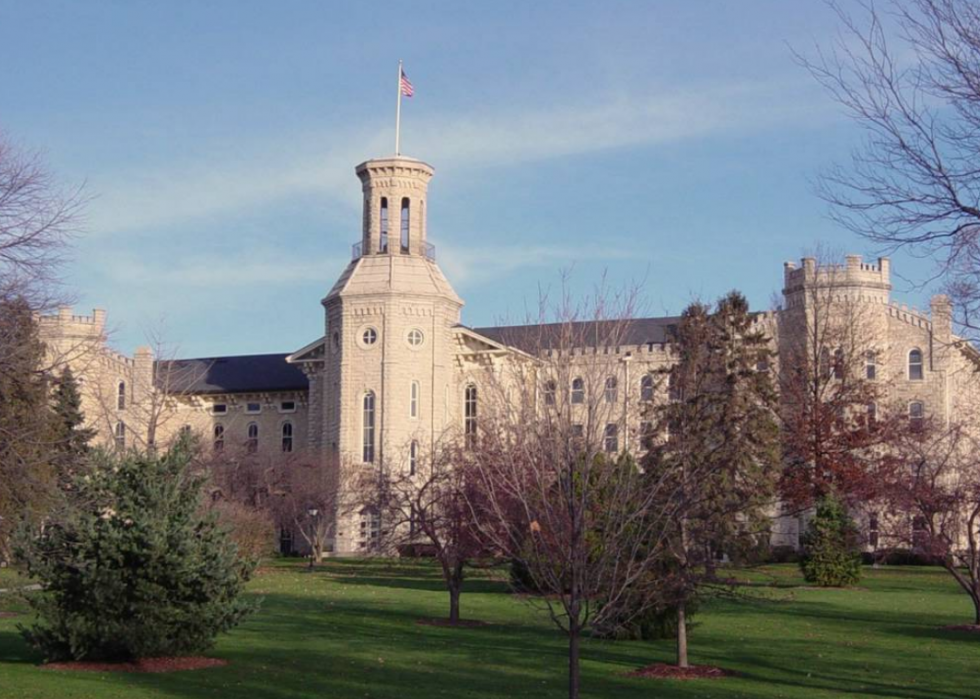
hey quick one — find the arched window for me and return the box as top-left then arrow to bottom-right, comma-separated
909,401 -> 925,432
281,421 -> 293,453
543,380 -> 557,406
246,423 -> 259,454
668,370 -> 680,402
379,197 -> 389,253
819,347 -> 832,380
213,424 -> 225,452
400,197 -> 410,253
363,391 -> 376,463
114,421 -> 126,449
464,384 -> 478,448
909,348 -> 924,381
410,440 -> 418,476
570,378 -> 585,405
604,423 -> 619,453
640,375 -> 655,402
833,348 -> 845,380
865,351 -> 877,380
117,381 -> 126,410
866,403 -> 878,430
604,376 -> 618,403
410,380 -> 420,419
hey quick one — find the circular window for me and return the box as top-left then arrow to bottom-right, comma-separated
362,327 -> 378,346
407,328 -> 424,347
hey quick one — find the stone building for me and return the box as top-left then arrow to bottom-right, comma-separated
40,149 -> 980,556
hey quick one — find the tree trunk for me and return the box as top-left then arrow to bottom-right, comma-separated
973,590 -> 980,626
568,624 -> 580,699
677,601 -> 689,669
449,583 -> 460,625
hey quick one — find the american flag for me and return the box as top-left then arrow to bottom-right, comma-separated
400,69 -> 414,98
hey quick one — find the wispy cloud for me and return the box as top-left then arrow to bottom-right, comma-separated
85,78 -> 831,237
96,249 -> 348,288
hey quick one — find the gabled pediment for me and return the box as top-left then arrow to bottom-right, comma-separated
287,337 -> 326,364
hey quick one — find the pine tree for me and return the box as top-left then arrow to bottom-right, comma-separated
800,493 -> 862,587
643,291 -> 780,668
0,297 -> 57,561
50,366 -> 96,490
15,440 -> 258,662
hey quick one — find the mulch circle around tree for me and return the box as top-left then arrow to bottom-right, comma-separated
42,657 -> 229,673
628,663 -> 735,680
416,617 -> 490,628
942,624 -> 980,633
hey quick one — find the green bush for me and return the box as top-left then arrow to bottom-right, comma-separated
800,494 -> 863,587
15,442 -> 257,662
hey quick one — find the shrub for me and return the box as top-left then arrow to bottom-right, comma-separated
15,442 -> 258,662
767,545 -> 801,564
800,494 -> 863,587
211,500 -> 276,562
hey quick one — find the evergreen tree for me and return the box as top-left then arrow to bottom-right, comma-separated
15,439 -> 257,661
50,366 -> 95,490
0,297 -> 57,561
643,291 -> 780,668
800,493 -> 862,587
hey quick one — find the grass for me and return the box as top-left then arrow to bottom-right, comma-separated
0,560 -> 978,699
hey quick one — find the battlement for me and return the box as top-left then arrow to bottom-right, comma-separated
37,306 -> 107,329
783,255 -> 891,292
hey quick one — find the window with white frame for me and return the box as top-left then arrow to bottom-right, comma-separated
464,384 -> 478,448
246,402 -> 262,414
543,380 -> 557,406
363,391 -> 376,463
604,376 -> 618,403
280,400 -> 296,413
407,328 -> 424,347
246,422 -> 259,454
117,381 -> 126,410
570,378 -> 585,405
909,348 -> 924,381
604,423 -> 619,453
213,424 -> 225,452
400,198 -> 410,253
640,374 -> 654,402
114,421 -> 125,449
865,351 -> 877,380
360,507 -> 381,549
281,421 -> 293,453
410,380 -> 420,419
909,401 -> 925,432
212,403 -> 227,415
410,440 -> 419,476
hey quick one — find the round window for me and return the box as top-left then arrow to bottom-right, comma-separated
362,327 -> 378,346
407,328 -> 424,347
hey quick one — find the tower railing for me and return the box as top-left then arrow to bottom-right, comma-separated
351,240 -> 437,262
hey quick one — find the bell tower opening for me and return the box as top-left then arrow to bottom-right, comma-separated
355,157 -> 434,260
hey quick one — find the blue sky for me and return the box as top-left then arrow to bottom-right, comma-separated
0,1 -> 940,358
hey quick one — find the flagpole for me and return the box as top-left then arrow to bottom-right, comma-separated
395,59 -> 403,156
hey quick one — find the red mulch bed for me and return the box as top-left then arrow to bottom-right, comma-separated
628,663 -> 734,680
42,657 -> 228,673
416,617 -> 490,628
942,624 -> 980,633
0,611 -> 22,618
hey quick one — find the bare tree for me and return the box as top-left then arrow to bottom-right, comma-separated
0,133 -> 83,308
881,417 -> 980,626
799,0 -> 980,332
464,282 -> 695,699
382,437 -> 491,624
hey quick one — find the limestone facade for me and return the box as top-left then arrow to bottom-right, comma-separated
40,151 -> 980,556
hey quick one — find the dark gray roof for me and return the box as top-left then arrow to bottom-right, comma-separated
155,353 -> 308,395
471,316 -> 681,353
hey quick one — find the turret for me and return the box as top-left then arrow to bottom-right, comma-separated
355,157 -> 434,259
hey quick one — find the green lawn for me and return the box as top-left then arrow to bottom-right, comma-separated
0,561 -> 977,699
